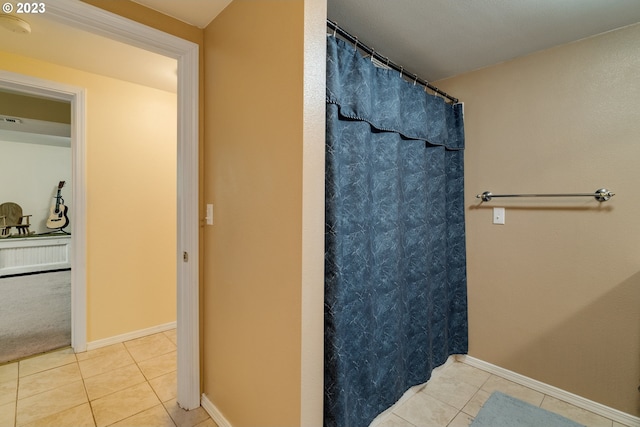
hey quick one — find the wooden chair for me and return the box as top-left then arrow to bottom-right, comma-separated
0,202 -> 32,238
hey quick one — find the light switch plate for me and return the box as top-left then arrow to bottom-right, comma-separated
493,207 -> 505,225
206,204 -> 213,225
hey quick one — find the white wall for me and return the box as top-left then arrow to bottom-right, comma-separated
0,137 -> 71,234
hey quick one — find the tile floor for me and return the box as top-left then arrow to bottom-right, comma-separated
371,360 -> 632,427
2,334 -> 634,427
0,329 -> 217,427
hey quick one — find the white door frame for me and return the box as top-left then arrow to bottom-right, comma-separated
0,71 -> 87,355
36,0 -> 200,409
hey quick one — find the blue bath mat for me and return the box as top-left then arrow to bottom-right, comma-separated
470,392 -> 585,427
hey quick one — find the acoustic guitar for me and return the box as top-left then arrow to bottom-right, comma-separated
46,181 -> 69,230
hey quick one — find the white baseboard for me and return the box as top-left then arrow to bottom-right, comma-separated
85,321 -> 176,351
457,355 -> 640,427
201,393 -> 233,427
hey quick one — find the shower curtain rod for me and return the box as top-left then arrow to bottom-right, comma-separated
327,19 -> 459,104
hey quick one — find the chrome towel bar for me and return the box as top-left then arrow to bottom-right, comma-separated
476,188 -> 615,202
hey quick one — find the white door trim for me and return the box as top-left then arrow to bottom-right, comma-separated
45,0 -> 201,409
0,71 -> 87,354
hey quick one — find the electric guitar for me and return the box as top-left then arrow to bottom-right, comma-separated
46,181 -> 69,230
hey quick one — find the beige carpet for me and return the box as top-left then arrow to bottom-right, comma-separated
0,270 -> 71,363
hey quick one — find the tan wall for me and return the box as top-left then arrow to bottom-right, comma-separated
0,91 -> 70,123
437,23 -> 640,415
0,51 -> 178,342
202,2 -> 305,426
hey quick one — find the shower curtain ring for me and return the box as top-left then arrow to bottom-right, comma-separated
399,66 -> 404,77
353,37 -> 358,52
413,75 -> 418,85
332,23 -> 337,37
370,48 -> 375,62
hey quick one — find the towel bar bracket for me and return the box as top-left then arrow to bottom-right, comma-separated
594,188 -> 615,202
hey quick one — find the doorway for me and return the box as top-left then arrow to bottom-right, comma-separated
0,89 -> 72,362
0,0 -> 200,410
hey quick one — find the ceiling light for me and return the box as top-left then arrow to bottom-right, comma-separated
0,15 -> 31,34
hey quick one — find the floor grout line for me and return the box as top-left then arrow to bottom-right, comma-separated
372,362 -> 624,427
5,329 -> 202,427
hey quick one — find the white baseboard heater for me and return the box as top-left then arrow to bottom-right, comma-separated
0,235 -> 71,276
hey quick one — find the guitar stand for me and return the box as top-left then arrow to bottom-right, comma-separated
41,228 -> 70,235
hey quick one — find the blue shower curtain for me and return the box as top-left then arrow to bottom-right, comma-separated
324,36 -> 468,427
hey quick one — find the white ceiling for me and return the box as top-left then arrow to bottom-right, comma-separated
132,0 -> 232,29
136,0 -> 640,82
1,1 -> 639,95
0,12 -> 177,93
326,0 -> 640,81
0,1 -> 232,93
